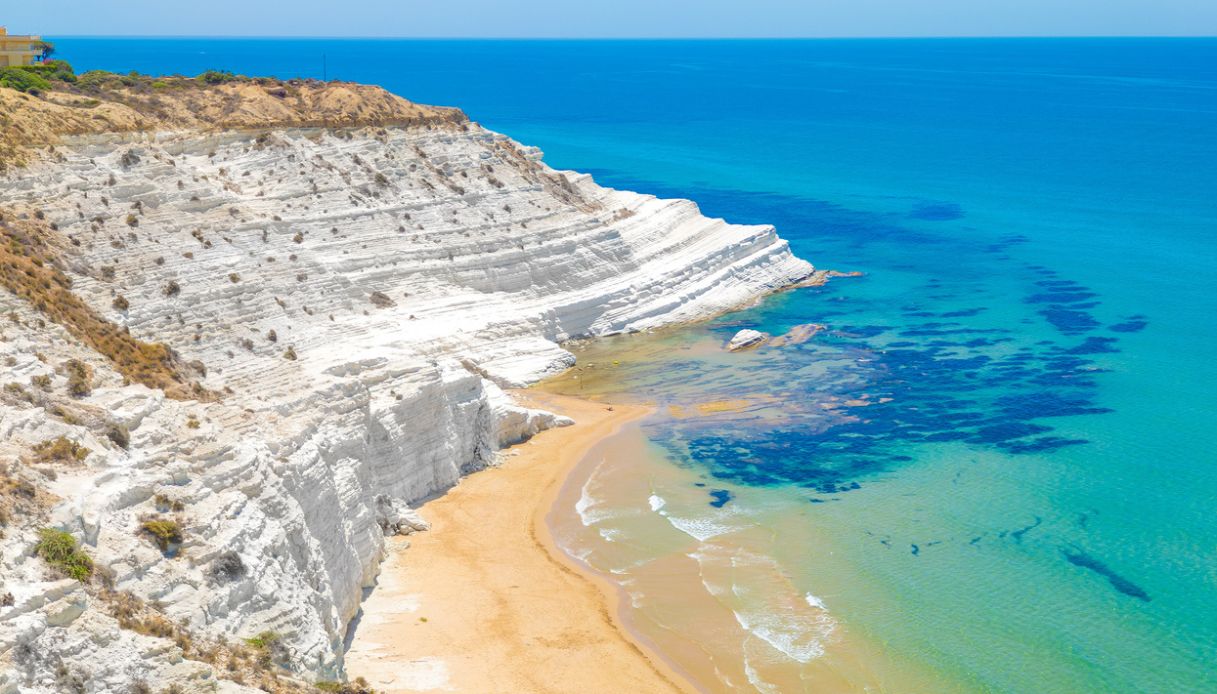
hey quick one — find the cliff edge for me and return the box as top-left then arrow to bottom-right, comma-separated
0,74 -> 816,692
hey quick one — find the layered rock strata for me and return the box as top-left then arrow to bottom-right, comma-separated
0,81 -> 814,691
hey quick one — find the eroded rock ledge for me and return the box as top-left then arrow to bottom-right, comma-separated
0,80 -> 815,692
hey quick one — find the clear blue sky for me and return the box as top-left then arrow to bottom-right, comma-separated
4,0 -> 1215,38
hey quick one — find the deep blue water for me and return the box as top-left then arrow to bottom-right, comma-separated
51,38 -> 1217,691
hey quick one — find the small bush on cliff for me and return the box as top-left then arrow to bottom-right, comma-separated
244,631 -> 279,649
154,494 -> 186,513
32,436 -> 90,464
244,630 -> 286,667
368,291 -> 394,308
34,528 -> 93,581
63,358 -> 93,397
208,551 -> 245,584
139,518 -> 183,553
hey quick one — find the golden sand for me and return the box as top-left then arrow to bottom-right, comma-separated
344,392 -> 692,694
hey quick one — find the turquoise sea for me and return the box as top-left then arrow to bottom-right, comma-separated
53,38 -> 1217,691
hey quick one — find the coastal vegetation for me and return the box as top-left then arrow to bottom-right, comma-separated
0,213 -> 210,399
34,527 -> 94,581
314,679 -> 377,694
139,518 -> 184,553
98,587 -> 365,692
63,358 -> 92,396
1,59 -> 466,178
31,435 -> 90,464
0,60 -> 75,95
153,493 -> 186,513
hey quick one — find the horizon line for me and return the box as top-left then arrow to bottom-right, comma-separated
38,34 -> 1217,41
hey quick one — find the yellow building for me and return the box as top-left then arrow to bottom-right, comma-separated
0,27 -> 43,68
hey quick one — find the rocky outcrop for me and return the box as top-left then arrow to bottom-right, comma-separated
726,328 -> 770,351
0,83 -> 815,691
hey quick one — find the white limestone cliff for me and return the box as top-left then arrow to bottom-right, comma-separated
0,116 -> 814,691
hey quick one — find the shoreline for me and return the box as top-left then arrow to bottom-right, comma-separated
344,391 -> 695,693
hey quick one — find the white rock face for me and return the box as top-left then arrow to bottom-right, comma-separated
0,121 -> 813,689
726,328 -> 770,351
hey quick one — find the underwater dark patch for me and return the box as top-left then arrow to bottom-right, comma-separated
1110,315 -> 1149,333
941,307 -> 988,318
575,170 -> 1118,495
996,392 -> 1114,419
1062,549 -> 1151,601
1041,307 -> 1101,335
909,202 -> 965,221
1007,516 -> 1043,542
1065,337 -> 1120,354
708,489 -> 733,508
1002,436 -> 1090,454
1026,290 -> 1099,304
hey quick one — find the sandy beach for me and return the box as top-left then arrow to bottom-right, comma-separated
344,391 -> 693,693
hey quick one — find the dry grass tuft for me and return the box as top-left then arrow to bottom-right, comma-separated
62,358 -> 92,397
32,436 -> 90,464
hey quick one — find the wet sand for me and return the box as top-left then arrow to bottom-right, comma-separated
344,391 -> 693,693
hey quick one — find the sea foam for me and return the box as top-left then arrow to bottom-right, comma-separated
648,494 -> 666,512
691,545 -> 836,665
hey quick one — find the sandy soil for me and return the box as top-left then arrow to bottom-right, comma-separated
344,391 -> 693,694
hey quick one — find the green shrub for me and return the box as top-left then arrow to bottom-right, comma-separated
0,67 -> 52,94
24,59 -> 76,84
244,631 -> 279,650
76,70 -> 118,91
139,519 -> 183,552
34,528 -> 93,581
198,70 -> 236,85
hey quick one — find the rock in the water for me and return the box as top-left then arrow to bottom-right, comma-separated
726,329 -> 769,351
